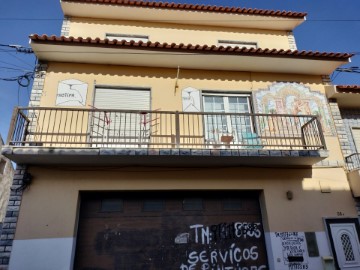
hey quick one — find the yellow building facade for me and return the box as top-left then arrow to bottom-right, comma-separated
0,1 -> 359,270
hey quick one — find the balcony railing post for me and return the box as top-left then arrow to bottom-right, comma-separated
316,116 -> 327,149
7,107 -> 20,145
175,111 -> 180,148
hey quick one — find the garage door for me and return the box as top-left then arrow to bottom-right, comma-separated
74,192 -> 268,270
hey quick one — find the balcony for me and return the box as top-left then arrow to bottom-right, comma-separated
2,107 -> 328,167
345,154 -> 360,197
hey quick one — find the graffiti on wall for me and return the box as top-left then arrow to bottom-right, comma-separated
177,222 -> 267,270
93,221 -> 268,269
275,232 -> 308,270
254,83 -> 334,135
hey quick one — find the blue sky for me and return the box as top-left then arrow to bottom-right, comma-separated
1,0 -> 360,140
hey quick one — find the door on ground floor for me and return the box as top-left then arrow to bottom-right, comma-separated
74,191 -> 268,270
325,218 -> 360,270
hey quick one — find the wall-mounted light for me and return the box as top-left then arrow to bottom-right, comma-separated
286,191 -> 293,200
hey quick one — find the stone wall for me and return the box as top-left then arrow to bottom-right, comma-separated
0,165 -> 25,268
339,108 -> 360,155
0,138 -> 14,227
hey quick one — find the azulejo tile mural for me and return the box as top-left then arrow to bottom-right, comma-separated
254,82 -> 334,135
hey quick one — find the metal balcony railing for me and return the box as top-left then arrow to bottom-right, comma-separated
7,107 -> 326,150
346,153 -> 360,172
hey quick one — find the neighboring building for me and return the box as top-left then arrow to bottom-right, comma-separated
0,136 -> 14,234
1,1 -> 360,269
326,85 -> 360,201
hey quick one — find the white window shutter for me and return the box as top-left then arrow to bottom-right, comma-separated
94,87 -> 150,110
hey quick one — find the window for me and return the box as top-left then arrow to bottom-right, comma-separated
105,33 -> 149,42
91,87 -> 151,146
341,233 -> 355,261
100,198 -> 123,212
218,40 -> 257,49
183,198 -> 203,211
143,200 -> 164,212
223,198 -> 243,210
203,93 -> 253,145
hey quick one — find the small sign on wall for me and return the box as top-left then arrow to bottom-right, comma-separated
182,87 -> 201,112
56,79 -> 88,106
275,232 -> 309,269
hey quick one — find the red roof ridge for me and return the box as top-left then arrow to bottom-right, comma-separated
337,85 -> 360,89
30,34 -> 353,60
335,85 -> 360,94
61,0 -> 307,18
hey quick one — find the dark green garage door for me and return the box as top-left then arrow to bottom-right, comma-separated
74,191 -> 268,270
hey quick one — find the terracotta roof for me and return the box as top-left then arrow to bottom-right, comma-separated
336,85 -> 360,93
61,0 -> 307,19
30,34 -> 353,61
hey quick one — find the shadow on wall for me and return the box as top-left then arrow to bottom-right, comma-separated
49,62 -> 324,85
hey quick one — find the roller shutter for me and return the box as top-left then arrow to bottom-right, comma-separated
91,87 -> 150,145
74,191 -> 268,269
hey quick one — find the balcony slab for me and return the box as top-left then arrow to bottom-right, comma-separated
2,146 -> 328,168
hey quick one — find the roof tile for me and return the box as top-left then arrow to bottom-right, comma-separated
337,85 -> 360,93
61,0 -> 307,18
30,34 -> 353,60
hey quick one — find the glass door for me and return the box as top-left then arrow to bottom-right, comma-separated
203,94 -> 252,146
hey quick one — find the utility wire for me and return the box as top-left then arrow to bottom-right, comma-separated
0,72 -> 34,87
336,67 -> 360,73
0,66 -> 33,72
0,60 -> 29,70
0,44 -> 33,54
5,52 -> 34,68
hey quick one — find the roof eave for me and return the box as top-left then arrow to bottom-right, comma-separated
326,85 -> 360,108
60,1 -> 305,31
30,40 -> 350,76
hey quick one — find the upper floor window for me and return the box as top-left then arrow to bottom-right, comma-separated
105,33 -> 149,42
218,40 -> 257,49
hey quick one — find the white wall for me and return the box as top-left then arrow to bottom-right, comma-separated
9,238 -> 76,270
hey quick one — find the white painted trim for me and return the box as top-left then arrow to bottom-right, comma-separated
9,238 -> 75,270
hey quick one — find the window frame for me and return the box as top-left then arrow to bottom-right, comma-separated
202,92 -> 254,144
217,40 -> 258,49
105,33 -> 149,42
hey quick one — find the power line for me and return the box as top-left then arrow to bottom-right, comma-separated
0,72 -> 34,87
336,67 -> 360,73
0,44 -> 33,54
0,60 -> 29,70
0,66 -> 33,72
5,52 -> 34,68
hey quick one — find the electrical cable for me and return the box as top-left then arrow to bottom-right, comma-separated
5,52 -> 34,68
0,72 -> 34,87
17,83 -> 20,105
0,60 -> 29,70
